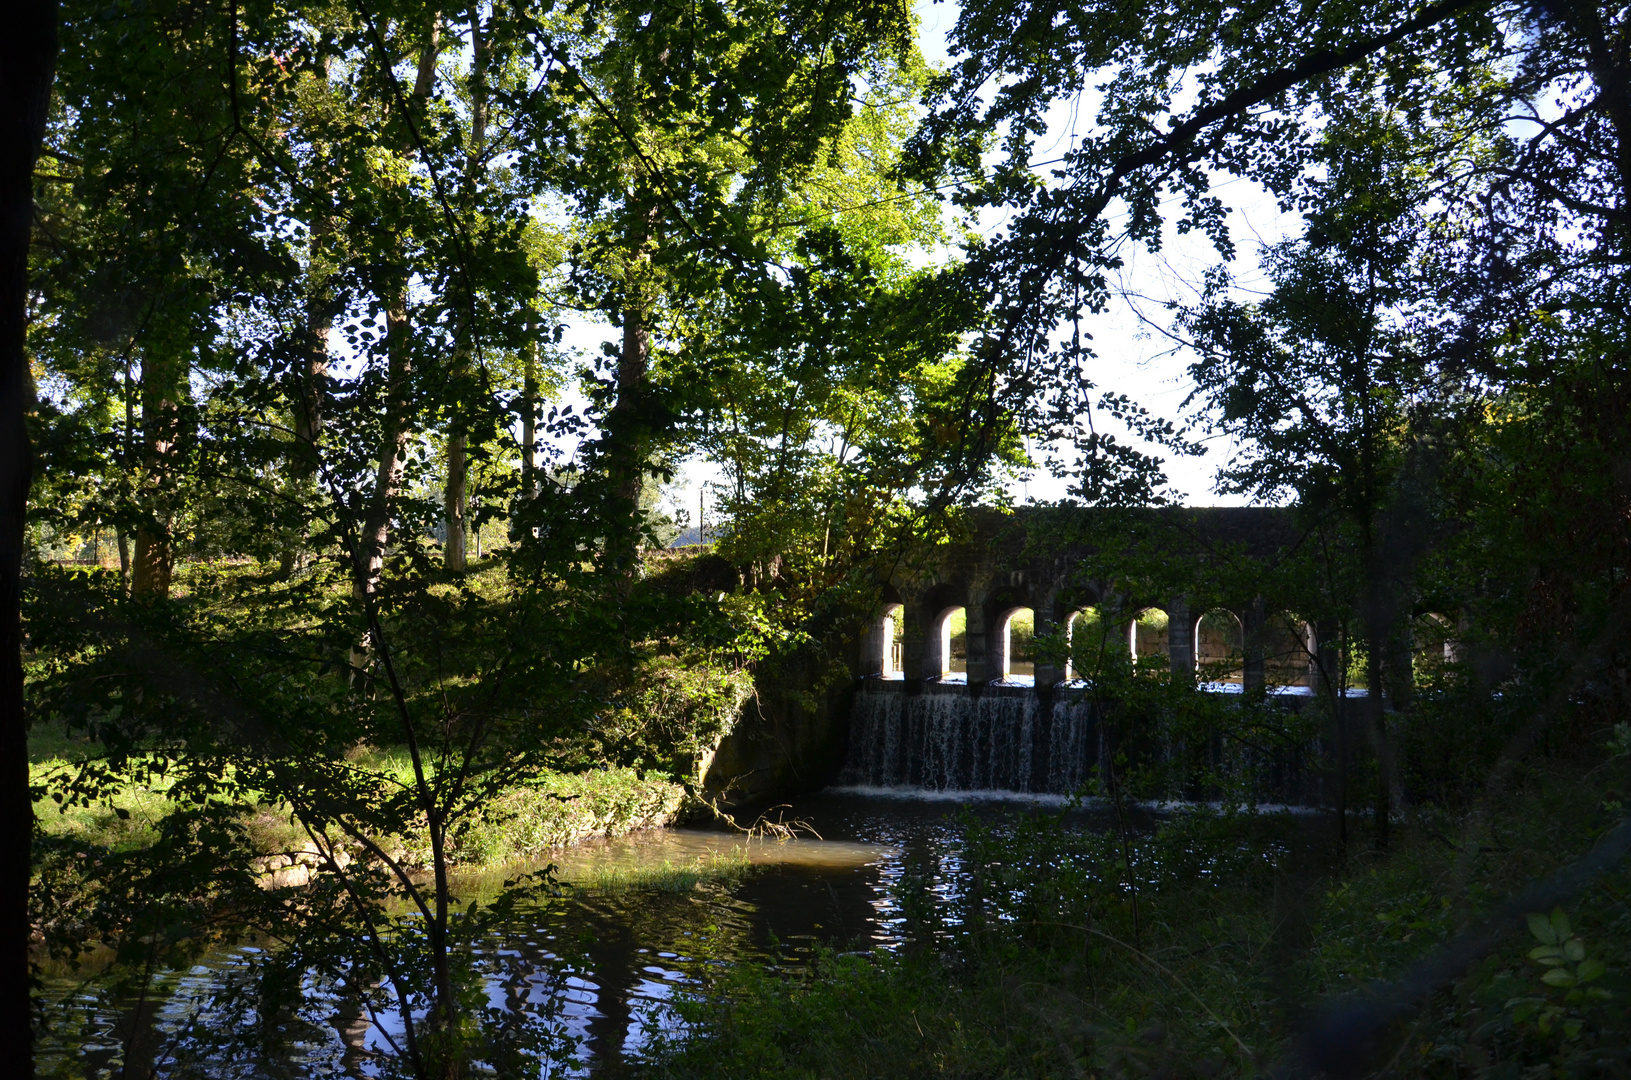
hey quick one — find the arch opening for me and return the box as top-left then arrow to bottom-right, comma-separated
880,603 -> 905,678
933,606 -> 968,678
1066,607 -> 1107,680
1413,612 -> 1457,683
1263,612 -> 1315,687
1130,607 -> 1171,669
997,607 -> 1036,680
1195,608 -> 1244,684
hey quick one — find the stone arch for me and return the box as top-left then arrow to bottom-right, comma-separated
1021,585 -> 1089,685
1064,605 -> 1111,680
980,581 -> 1037,677
1413,611 -> 1457,680
1129,607 -> 1171,668
1261,611 -> 1315,687
880,602 -> 905,678
1195,608 -> 1245,684
860,584 -> 905,678
911,581 -> 968,680
930,604 -> 968,678
992,605 -> 1037,681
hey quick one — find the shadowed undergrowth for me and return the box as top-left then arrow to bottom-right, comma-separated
634,752 -> 1631,1079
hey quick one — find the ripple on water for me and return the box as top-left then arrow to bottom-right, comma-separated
38,788 -> 1157,1077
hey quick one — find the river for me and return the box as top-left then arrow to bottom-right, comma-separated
39,789 -> 1173,1078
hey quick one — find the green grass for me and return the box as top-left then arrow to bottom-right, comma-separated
29,724 -> 685,874
569,849 -> 755,894
441,767 -> 685,868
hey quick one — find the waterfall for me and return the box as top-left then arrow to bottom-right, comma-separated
837,681 -> 1325,803
838,683 -> 1100,795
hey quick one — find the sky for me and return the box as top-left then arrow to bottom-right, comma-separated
560,0 -> 1307,520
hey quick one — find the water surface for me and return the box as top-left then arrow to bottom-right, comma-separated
40,790 -> 1129,1077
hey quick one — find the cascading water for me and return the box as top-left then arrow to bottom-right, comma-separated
838,682 -> 1102,795
837,681 -> 1329,803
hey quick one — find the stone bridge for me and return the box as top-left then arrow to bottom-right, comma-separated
704,506 -> 1458,806
859,506 -> 1325,693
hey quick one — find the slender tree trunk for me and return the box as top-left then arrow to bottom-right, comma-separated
354,292 -> 414,633
1365,636 -> 1390,844
281,206 -> 332,578
130,351 -> 184,599
354,19 -> 469,1077
1315,617 -> 1348,851
520,336 -> 539,500
616,297 -> 649,509
603,292 -> 650,576
425,805 -> 461,1080
355,21 -> 468,1079
118,354 -> 134,595
349,282 -> 416,688
443,432 -> 466,569
354,12 -> 440,657
441,1 -> 487,573
1,4 -> 59,1074
1363,519 -> 1393,845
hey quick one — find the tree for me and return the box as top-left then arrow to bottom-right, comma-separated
1180,105 -> 1449,840
24,1 -> 964,1075
899,0 -> 1503,506
3,3 -> 58,1072
674,54 -> 996,603
895,0 -> 1631,843
514,0 -> 924,575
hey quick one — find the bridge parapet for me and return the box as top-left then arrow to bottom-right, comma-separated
864,506 -> 1319,693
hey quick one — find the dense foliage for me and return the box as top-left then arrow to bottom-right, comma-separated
13,0 -> 1631,1076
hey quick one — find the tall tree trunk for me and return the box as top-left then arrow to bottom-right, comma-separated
433,10 -> 472,1042
602,289 -> 650,577
118,353 -> 134,594
442,2 -> 486,573
615,297 -> 649,509
1363,528 -> 1394,846
130,351 -> 184,599
443,432 -> 466,569
281,205 -> 332,578
354,290 -> 414,648
129,525 -> 172,597
353,19 -> 469,1077
1,3 -> 59,1074
1364,634 -> 1390,844
1311,607 -> 1350,852
520,335 -> 539,500
354,11 -> 440,642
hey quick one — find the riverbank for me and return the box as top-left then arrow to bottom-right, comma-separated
29,726 -> 688,882
635,752 -> 1631,1079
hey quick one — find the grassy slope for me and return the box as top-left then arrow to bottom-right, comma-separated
29,726 -> 686,876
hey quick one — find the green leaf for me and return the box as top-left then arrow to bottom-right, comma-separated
1577,957 -> 1606,984
1550,908 -> 1572,942
1528,946 -> 1566,965
1528,912 -> 1558,945
1541,968 -> 1577,987
1564,939 -> 1586,963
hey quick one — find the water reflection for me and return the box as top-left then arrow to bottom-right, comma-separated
39,790 -> 1112,1077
